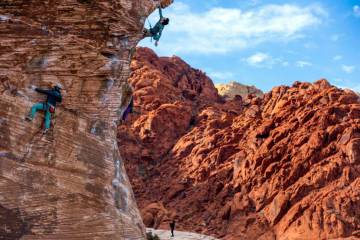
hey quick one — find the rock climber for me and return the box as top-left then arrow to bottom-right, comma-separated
143,3 -> 170,46
26,83 -> 63,133
121,96 -> 134,121
170,220 -> 176,237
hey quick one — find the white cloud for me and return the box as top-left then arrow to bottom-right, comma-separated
245,53 -> 271,65
333,55 -> 342,61
342,65 -> 355,74
354,5 -> 360,17
296,61 -> 312,68
243,52 -> 287,68
149,2 -> 327,54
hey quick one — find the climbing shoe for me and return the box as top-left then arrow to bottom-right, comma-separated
25,116 -> 33,121
42,129 -> 49,134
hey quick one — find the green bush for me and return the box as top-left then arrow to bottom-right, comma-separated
146,232 -> 160,240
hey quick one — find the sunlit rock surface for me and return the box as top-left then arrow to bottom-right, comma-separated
0,1 -> 172,239
216,81 -> 264,100
120,47 -> 360,240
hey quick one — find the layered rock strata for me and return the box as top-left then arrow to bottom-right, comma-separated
0,1 -> 171,239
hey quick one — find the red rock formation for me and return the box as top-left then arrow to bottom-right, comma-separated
216,81 -> 264,100
118,47 -> 221,164
119,48 -> 360,240
141,202 -> 176,229
0,1 -> 172,239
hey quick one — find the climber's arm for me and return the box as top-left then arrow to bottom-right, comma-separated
35,88 -> 51,95
158,7 -> 163,19
57,94 -> 62,103
50,90 -> 62,103
45,90 -> 63,103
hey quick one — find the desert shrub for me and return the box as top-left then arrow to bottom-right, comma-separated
146,232 -> 160,240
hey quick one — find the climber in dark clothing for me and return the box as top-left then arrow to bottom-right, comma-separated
121,96 -> 134,121
170,220 -> 176,237
26,83 -> 63,133
143,5 -> 170,46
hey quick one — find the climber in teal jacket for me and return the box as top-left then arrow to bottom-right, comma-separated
26,83 -> 63,133
143,6 -> 169,46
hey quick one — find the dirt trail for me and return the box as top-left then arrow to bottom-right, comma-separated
147,228 -> 220,240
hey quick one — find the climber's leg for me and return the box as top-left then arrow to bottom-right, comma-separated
26,103 -> 44,121
142,28 -> 152,37
44,108 -> 51,130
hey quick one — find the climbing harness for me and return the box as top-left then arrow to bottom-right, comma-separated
48,104 -> 56,113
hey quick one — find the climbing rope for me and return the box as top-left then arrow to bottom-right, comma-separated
147,18 -> 153,42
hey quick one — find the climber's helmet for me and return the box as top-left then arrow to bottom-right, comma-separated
54,83 -> 64,91
161,17 -> 169,25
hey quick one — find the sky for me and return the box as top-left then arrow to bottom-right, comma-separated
139,0 -> 360,92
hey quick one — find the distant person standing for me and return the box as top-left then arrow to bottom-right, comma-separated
170,220 -> 176,237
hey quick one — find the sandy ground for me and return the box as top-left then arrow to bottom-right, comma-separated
146,228 -> 220,240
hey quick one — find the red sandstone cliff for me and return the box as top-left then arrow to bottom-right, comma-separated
119,47 -> 360,240
0,1 -> 172,239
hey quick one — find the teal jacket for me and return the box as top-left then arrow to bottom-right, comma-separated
35,87 -> 62,107
150,7 -> 165,41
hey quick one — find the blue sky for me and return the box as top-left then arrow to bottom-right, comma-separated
139,0 -> 360,92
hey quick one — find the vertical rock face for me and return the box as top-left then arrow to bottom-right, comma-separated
0,1 -> 170,239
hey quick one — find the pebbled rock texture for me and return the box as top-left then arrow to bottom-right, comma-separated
119,48 -> 360,240
0,1 -> 172,239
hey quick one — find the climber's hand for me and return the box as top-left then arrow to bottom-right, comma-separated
30,85 -> 37,91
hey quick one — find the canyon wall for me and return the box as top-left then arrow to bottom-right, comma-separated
120,48 -> 360,240
0,1 -> 171,239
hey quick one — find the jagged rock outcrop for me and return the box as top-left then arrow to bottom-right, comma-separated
141,202 -> 175,229
119,48 -> 360,240
118,47 -> 221,172
216,81 -> 264,100
117,47 -> 228,229
0,1 -> 172,239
